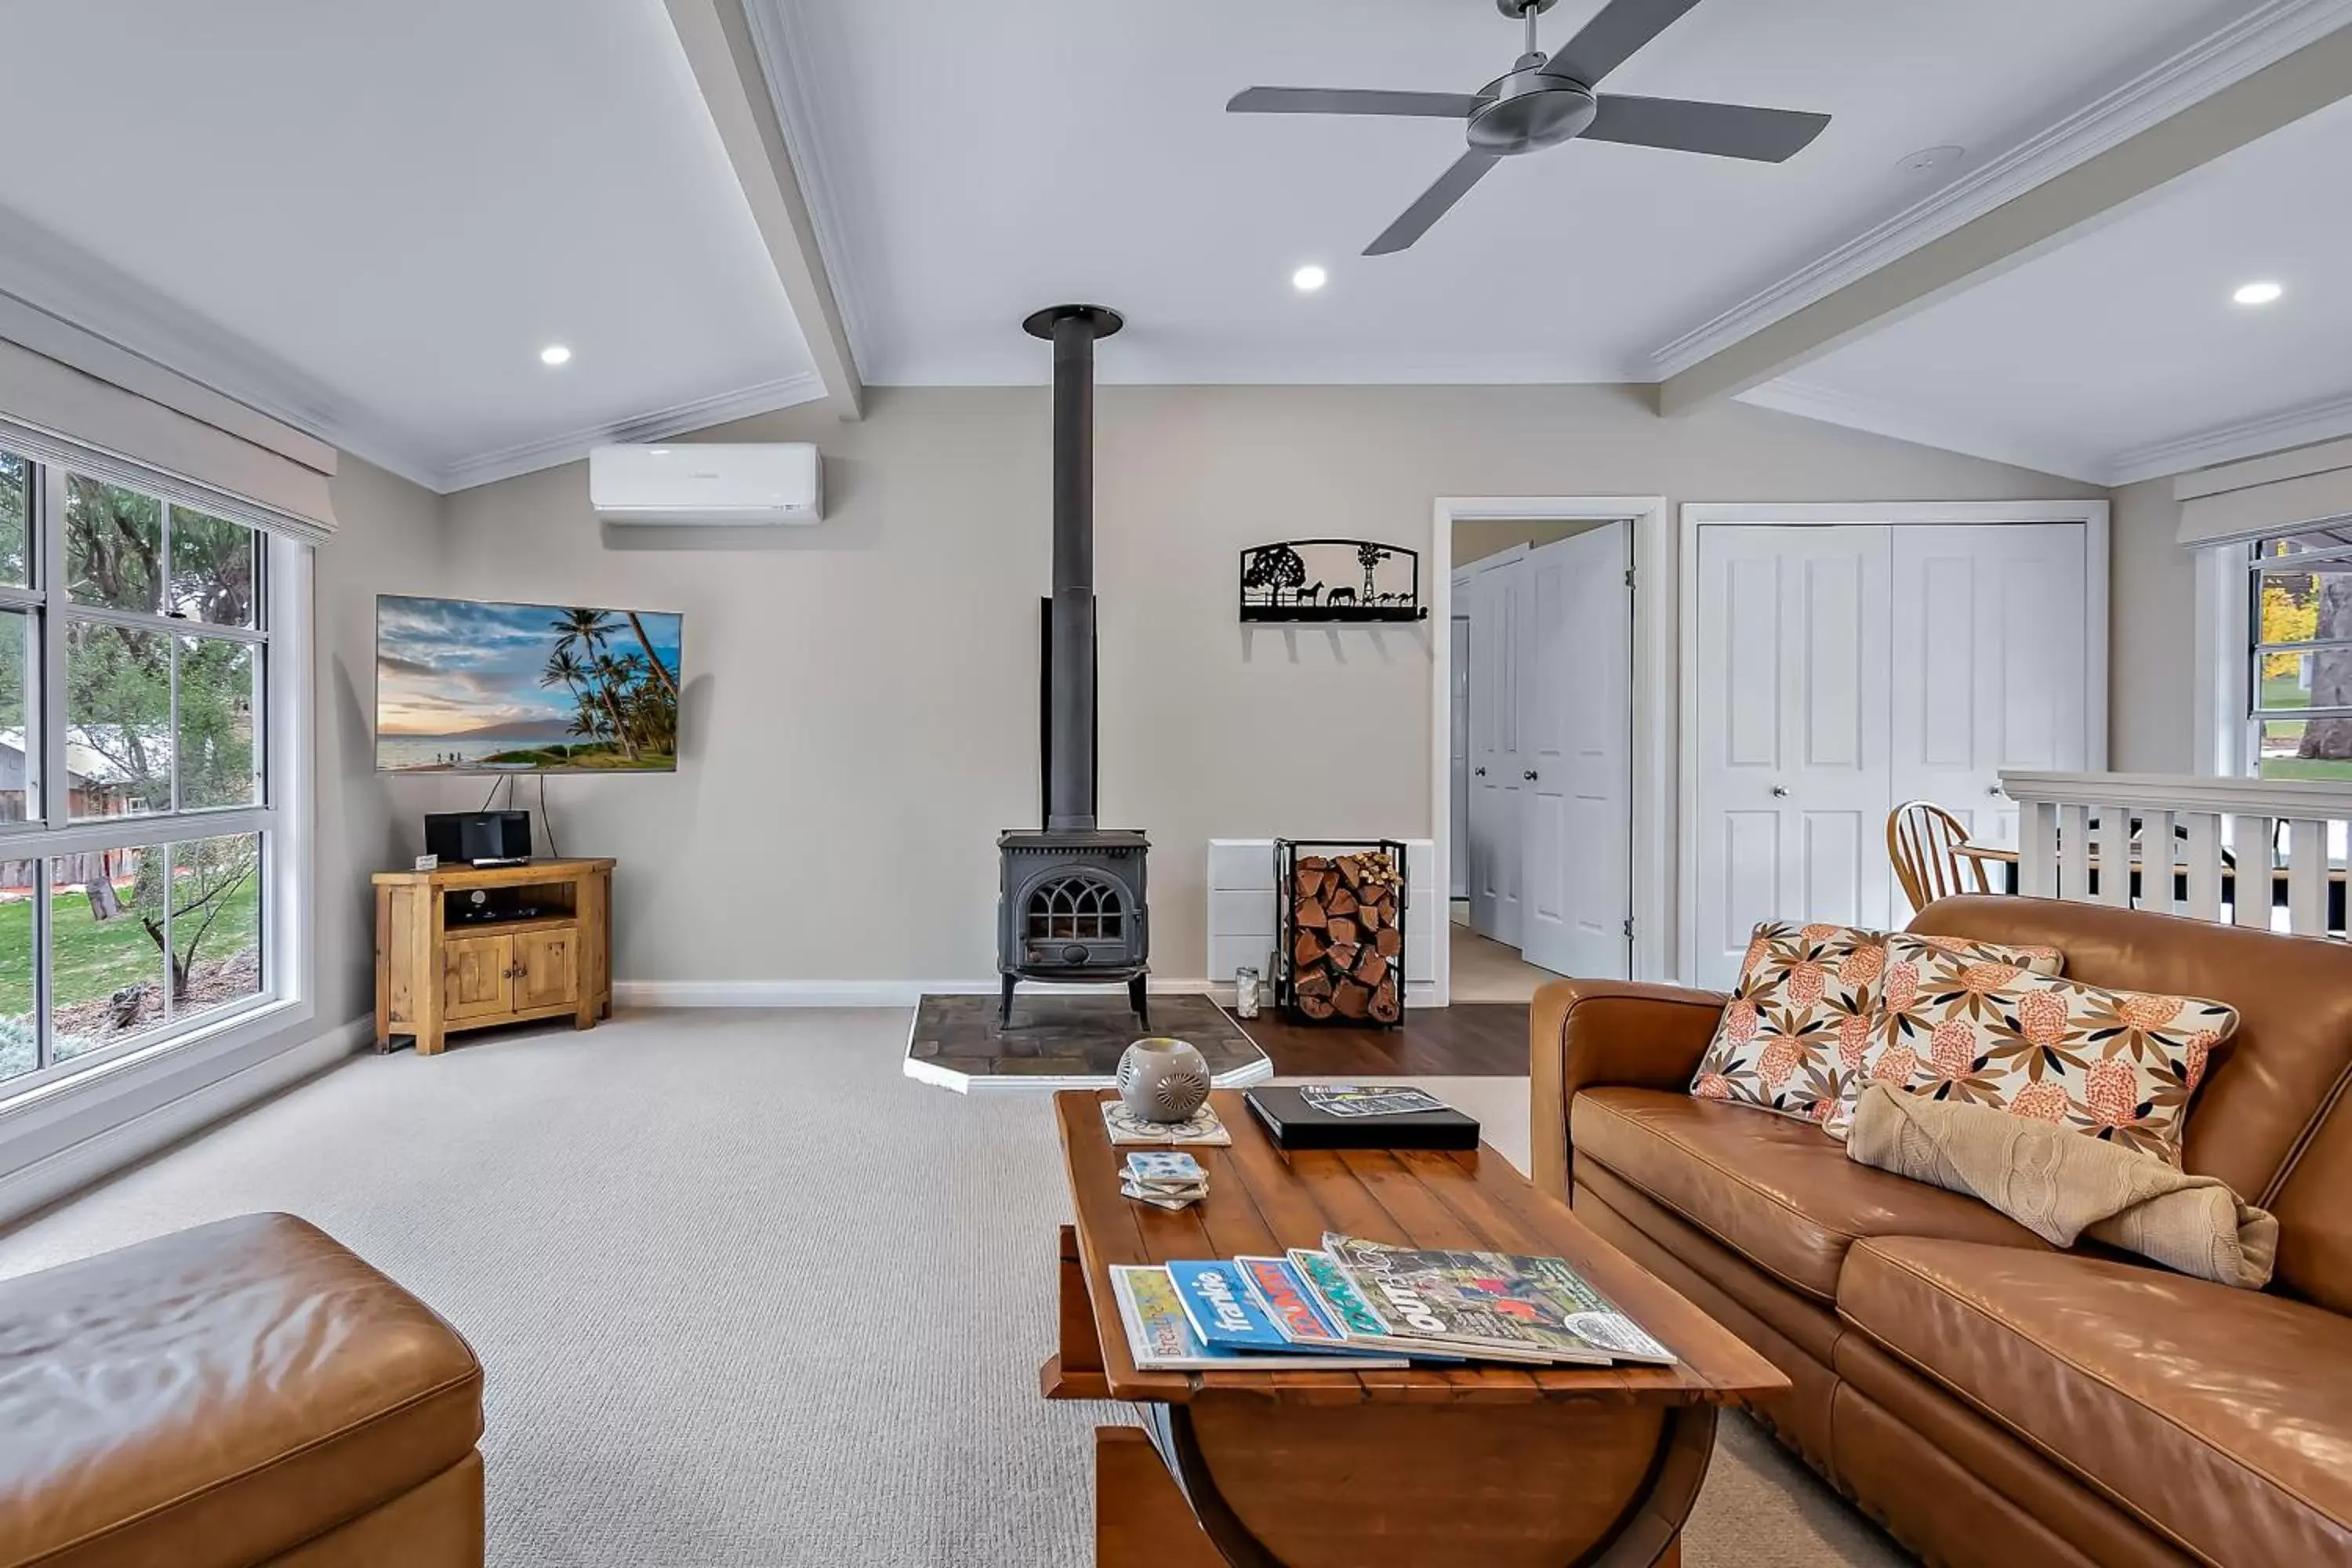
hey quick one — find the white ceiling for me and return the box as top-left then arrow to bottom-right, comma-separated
760,0 -> 2245,386
0,0 -> 2336,492
0,0 -> 816,489
1745,89 -> 2352,485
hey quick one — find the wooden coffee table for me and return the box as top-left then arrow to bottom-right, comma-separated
1043,1089 -> 1788,1568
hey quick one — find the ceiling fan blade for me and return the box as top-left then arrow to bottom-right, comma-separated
1364,150 -> 1500,256
1227,86 -> 1483,118
1584,94 -> 1830,161
1544,0 -> 1706,86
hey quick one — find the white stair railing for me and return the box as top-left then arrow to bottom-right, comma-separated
2001,771 -> 2352,938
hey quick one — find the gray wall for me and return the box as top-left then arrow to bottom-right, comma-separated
2109,477 -> 2200,772
314,456 -> 454,1026
436,383 -> 2102,985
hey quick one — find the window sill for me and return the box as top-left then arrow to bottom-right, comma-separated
0,992 -> 314,1131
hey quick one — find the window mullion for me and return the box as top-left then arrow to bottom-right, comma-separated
40,466 -> 67,831
31,855 -> 49,1072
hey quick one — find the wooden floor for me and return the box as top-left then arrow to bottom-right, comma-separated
1236,1003 -> 1531,1076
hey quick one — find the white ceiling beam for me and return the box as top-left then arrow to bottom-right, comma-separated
664,0 -> 863,422
1656,19 -> 2352,417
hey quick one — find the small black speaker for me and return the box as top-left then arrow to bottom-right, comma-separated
423,810 -> 533,865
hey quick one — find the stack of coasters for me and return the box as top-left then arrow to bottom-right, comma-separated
1121,1150 -> 1208,1211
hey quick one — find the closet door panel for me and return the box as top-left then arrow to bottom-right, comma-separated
1693,525 -> 1890,989
1890,524 -> 2087,854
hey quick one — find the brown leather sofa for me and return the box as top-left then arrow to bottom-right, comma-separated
0,1212 -> 485,1566
1532,895 -> 2352,1568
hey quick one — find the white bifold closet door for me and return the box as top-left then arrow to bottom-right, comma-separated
1692,521 -> 2089,990
1889,524 -> 2089,855
1519,526 -> 1632,979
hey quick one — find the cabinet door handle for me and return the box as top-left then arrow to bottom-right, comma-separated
1523,770 -> 1538,781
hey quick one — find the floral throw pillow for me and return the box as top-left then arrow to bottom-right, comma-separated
1690,923 -> 1888,1127
1866,932 -> 2233,1163
1693,924 -> 2067,1131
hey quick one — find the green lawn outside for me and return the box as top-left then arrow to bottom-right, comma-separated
0,877 -> 261,1019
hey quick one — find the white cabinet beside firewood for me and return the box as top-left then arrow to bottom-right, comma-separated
1206,838 -> 1439,1009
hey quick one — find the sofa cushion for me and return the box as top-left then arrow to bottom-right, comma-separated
1569,1087 -> 2049,1301
1691,923 -> 2065,1133
0,1212 -> 483,1568
1874,932 -> 2234,1163
1839,1236 -> 2352,1566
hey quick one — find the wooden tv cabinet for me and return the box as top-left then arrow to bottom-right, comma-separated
373,858 -> 614,1054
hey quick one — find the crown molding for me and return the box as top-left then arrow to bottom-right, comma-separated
437,372 -> 827,492
1645,0 -> 2352,383
2107,390 -> 2352,487
741,0 -> 878,377
1735,379 -> 2107,485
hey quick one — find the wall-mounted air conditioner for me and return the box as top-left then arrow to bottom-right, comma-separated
589,442 -> 822,524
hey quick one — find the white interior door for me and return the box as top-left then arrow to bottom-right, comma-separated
1693,525 -> 1893,989
1467,550 -> 1525,941
1519,526 -> 1632,978
1449,611 -> 1471,900
1889,524 -> 2089,862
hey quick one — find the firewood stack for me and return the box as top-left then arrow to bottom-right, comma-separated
1287,851 -> 1404,1024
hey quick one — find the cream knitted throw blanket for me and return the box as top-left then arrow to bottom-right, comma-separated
1846,1085 -> 2278,1289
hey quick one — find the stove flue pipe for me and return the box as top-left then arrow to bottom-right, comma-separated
1023,303 -> 1123,833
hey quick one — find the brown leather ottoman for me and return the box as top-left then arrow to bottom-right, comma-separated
0,1213 -> 484,1568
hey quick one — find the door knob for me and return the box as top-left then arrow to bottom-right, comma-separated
1474,767 -> 1486,776
1524,770 -> 1538,781
1771,786 -> 1790,798
1987,785 -> 2004,797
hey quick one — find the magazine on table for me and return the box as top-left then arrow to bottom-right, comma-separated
1109,1265 -> 1406,1371
1296,1083 -> 1450,1120
1233,1255 -> 1357,1352
1283,1248 -> 1466,1363
1326,1234 -> 1675,1367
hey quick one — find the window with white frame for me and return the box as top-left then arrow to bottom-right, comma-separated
2249,524 -> 2352,781
0,446 -> 278,1091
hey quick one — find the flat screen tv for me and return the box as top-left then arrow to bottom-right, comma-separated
375,594 -> 682,773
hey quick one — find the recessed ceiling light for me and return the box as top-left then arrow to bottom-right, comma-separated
2233,281 -> 2284,306
1292,264 -> 1328,292
539,343 -> 573,365
1896,144 -> 1964,174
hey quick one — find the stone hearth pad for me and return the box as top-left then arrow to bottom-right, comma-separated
903,993 -> 1272,1094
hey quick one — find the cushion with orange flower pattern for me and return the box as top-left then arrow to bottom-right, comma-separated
1860,931 -> 2234,1163
1690,923 -> 2063,1130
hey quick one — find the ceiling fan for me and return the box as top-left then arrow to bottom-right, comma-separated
1227,0 -> 1831,255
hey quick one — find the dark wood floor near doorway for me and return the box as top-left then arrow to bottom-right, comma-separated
1237,1003 -> 1530,1076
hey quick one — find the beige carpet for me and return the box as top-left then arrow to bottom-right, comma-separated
0,1011 -> 1907,1566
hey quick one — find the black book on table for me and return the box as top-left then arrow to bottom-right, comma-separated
1243,1086 -> 1481,1152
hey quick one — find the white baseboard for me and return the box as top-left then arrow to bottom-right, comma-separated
613,978 -> 1444,1011
0,1015 -> 371,1228
612,977 -> 1221,1009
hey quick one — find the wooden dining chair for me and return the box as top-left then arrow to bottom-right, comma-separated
1888,800 -> 1993,915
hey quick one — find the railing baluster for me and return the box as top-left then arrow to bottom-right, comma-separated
2059,804 -> 2091,902
2139,809 -> 2176,915
2234,815 -> 2276,930
2183,812 -> 2223,921
2288,818 -> 2328,937
2093,805 -> 2134,908
2019,800 -> 2057,898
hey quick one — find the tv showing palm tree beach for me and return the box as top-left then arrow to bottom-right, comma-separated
375,595 -> 681,772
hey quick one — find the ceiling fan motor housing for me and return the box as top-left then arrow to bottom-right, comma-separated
1468,67 -> 1597,155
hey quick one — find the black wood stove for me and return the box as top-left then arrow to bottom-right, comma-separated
996,303 -> 1150,1028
